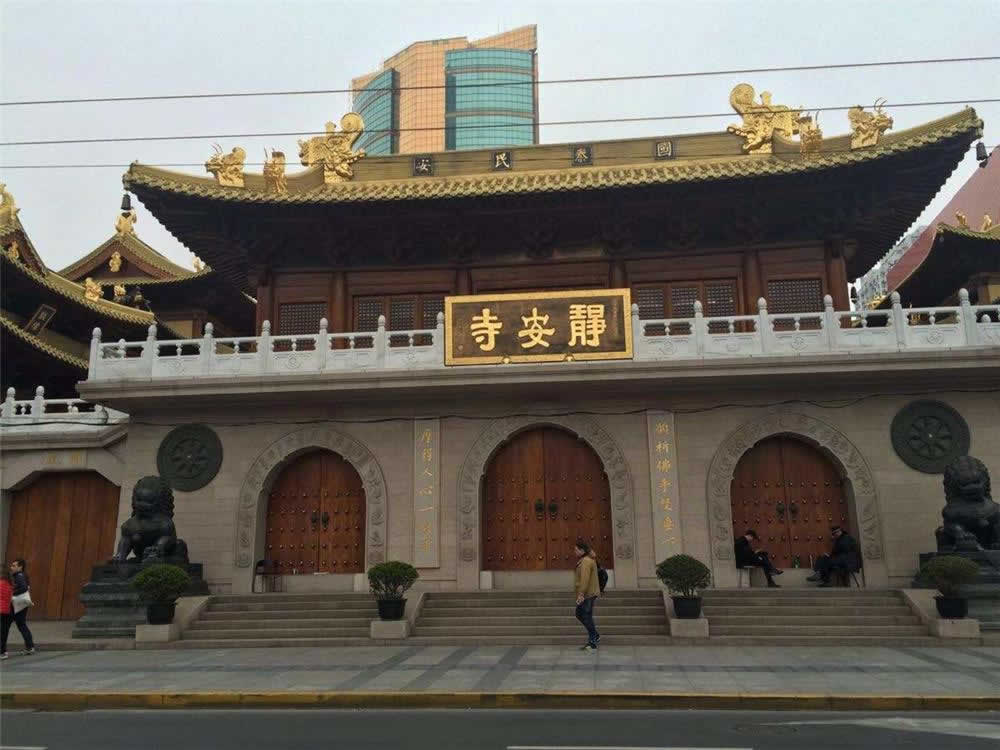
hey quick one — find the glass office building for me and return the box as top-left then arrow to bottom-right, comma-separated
350,26 -> 538,154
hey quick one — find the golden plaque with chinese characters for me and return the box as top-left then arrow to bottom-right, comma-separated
445,289 -> 632,366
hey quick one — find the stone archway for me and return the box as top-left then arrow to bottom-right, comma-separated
457,415 -> 637,573
234,426 -> 388,569
706,411 -> 885,572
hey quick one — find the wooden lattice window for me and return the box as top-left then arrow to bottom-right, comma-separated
353,294 -> 445,347
635,280 -> 738,334
277,302 -> 326,335
766,278 -> 823,330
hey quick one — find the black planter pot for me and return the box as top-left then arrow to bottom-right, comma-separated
934,596 -> 968,619
377,598 -> 407,621
671,596 -> 702,619
146,601 -> 176,625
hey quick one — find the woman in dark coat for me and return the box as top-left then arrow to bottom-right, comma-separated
6,559 -> 35,655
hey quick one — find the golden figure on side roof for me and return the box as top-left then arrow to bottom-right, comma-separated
84,277 -> 102,301
5,240 -> 20,262
982,215 -> 994,232
192,255 -> 204,272
727,84 -> 801,154
109,250 -> 123,272
205,144 -> 247,188
298,113 -> 366,185
955,212 -> 969,228
797,112 -> 823,156
0,184 -> 18,225
113,284 -> 127,303
848,99 -> 893,149
263,149 -> 287,194
115,209 -> 137,235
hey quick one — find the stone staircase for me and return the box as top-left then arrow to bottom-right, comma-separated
178,593 -> 376,648
409,589 -> 669,645
702,588 -> 937,645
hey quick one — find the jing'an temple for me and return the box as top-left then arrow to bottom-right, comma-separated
1,83 -> 998,629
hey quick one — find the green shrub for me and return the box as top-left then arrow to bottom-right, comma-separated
368,561 -> 419,601
919,555 -> 979,598
656,554 -> 711,597
131,564 -> 191,604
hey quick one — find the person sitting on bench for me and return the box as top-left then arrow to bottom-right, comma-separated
807,526 -> 860,587
734,529 -> 783,587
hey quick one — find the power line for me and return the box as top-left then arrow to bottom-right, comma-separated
2,55 -> 998,107
2,97 -> 997,148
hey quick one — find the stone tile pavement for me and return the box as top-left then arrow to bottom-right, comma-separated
2,645 -> 1000,696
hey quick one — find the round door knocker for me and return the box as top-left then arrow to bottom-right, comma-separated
891,400 -> 970,474
156,423 -> 223,491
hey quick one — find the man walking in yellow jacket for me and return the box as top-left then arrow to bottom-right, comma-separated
574,539 -> 601,651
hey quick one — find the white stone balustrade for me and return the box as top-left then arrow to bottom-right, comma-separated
85,291 -> 1000,383
1,386 -> 126,424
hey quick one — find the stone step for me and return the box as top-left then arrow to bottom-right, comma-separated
200,609 -> 374,622
208,600 -> 378,613
168,637 -> 374,649
420,605 -> 664,616
703,588 -> 897,595
702,596 -> 902,607
704,615 -> 921,626
188,617 -> 373,631
702,605 -> 915,617
211,593 -> 373,604
709,624 -> 928,636
421,597 -> 657,608
411,624 -> 667,637
406,635 -> 675,646
429,590 -> 660,598
415,615 -> 666,628
707,635 -> 946,646
182,627 -> 370,639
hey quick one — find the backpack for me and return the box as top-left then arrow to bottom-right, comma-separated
597,564 -> 608,592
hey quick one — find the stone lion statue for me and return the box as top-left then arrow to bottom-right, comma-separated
936,455 -> 999,552
112,476 -> 190,563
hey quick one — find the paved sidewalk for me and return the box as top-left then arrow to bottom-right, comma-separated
2,644 -> 999,700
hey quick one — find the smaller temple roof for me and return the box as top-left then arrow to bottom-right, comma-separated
0,315 -> 89,371
1,185 -> 47,275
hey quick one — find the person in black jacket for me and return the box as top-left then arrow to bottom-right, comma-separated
7,559 -> 35,655
734,530 -> 782,587
807,526 -> 861,587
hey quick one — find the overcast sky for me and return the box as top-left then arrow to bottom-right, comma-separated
2,0 -> 997,281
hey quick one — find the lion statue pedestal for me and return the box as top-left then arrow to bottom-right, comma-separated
916,456 -> 1000,630
73,476 -> 209,639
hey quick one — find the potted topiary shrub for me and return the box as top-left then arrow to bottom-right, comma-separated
656,554 -> 711,619
368,561 -> 419,621
131,563 -> 191,625
919,555 -> 980,619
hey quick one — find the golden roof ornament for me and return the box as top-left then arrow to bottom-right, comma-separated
109,250 -> 123,272
847,99 -> 893,149
84,277 -> 102,301
955,211 -> 969,228
727,84 -> 801,154
797,112 -> 823,156
298,113 -> 366,184
0,183 -> 19,226
981,214 -> 993,232
5,240 -> 20,262
263,149 -> 287,194
205,144 -> 246,187
115,209 -> 137,235
192,255 -> 204,271
113,284 -> 127,303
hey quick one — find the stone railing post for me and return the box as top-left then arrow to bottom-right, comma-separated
630,303 -> 642,359
823,295 -> 837,351
959,288 -> 978,345
433,311 -> 445,364
693,300 -> 706,355
32,386 -> 45,421
375,314 -> 387,369
890,292 -> 907,349
89,327 -> 102,379
259,320 -> 272,374
200,323 -> 214,375
142,324 -> 157,376
317,318 -> 329,371
1,387 -> 15,418
757,297 -> 771,354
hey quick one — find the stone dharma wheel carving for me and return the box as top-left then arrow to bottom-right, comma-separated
157,424 -> 224,492
891,400 -> 970,474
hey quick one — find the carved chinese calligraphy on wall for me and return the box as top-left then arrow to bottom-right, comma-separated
647,411 -> 682,564
412,419 -> 440,568
445,289 -> 632,365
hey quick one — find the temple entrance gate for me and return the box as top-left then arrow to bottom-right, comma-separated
482,427 -> 614,571
264,449 -> 365,575
730,435 -> 851,569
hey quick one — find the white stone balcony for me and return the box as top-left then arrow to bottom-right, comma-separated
1,387 -> 127,424
85,290 -> 1000,383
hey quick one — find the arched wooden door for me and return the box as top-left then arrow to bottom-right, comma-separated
483,427 -> 614,571
264,450 -> 365,575
730,436 -> 850,568
5,472 -> 120,620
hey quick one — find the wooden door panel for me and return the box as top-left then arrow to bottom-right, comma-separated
731,438 -> 792,564
266,451 -> 322,574
317,452 -> 365,574
483,429 -> 546,570
779,439 -> 847,567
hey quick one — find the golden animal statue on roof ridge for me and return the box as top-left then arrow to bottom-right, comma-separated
848,99 -> 893,149
5,240 -> 20,262
263,149 -> 287,194
113,284 -> 127,303
0,183 -> 19,225
955,212 -> 969,228
797,112 -> 823,156
109,250 -> 123,273
205,144 -> 247,188
727,84 -> 801,154
115,209 -> 137,235
192,255 -> 204,271
84,277 -> 102,301
298,113 -> 366,185
981,214 -> 994,232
